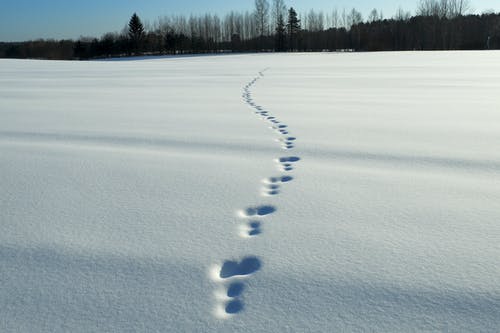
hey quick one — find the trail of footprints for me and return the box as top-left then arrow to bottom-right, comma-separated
212,69 -> 301,319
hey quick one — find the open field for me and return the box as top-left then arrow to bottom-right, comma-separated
1,52 -> 500,332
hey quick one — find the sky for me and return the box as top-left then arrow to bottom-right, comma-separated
1,0 -> 499,41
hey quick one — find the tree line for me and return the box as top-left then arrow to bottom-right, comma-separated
1,0 -> 499,60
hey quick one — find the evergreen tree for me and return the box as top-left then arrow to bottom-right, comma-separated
287,7 -> 301,51
128,13 -> 145,54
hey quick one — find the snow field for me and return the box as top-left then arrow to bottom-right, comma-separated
1,52 -> 500,332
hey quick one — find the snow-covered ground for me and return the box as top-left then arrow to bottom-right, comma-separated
1,52 -> 500,332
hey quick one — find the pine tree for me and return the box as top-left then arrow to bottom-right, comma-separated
128,13 -> 145,54
287,7 -> 301,51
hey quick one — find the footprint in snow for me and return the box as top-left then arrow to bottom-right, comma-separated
278,128 -> 290,135
219,256 -> 262,279
224,299 -> 244,315
279,156 -> 300,163
261,175 -> 294,196
217,69 -> 297,319
239,221 -> 262,238
269,124 -> 289,135
271,124 -> 288,131
212,257 -> 262,317
227,282 -> 245,297
262,183 -> 280,196
266,117 -> 281,124
239,205 -> 276,218
277,156 -> 301,171
278,136 -> 296,150
266,175 -> 294,184
214,282 -> 246,317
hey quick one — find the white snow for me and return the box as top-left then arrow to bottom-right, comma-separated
1,52 -> 500,332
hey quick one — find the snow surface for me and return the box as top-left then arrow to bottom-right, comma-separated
1,52 -> 500,332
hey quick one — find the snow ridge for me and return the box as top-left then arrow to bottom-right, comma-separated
211,69 -> 301,319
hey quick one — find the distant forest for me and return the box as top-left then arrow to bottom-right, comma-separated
1,0 -> 499,60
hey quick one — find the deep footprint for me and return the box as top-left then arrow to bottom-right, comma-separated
241,221 -> 262,237
266,175 -> 293,184
227,282 -> 245,297
241,205 -> 276,217
262,184 -> 280,196
278,137 -> 296,149
279,156 -> 301,163
220,257 -> 262,279
225,300 -> 244,314
277,157 -> 300,171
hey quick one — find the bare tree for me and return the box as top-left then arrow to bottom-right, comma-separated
255,0 -> 270,38
347,8 -> 363,28
224,12 -> 236,41
417,0 -> 441,16
306,9 -> 324,31
272,0 -> 287,28
318,11 -> 325,31
395,7 -> 411,21
368,9 -> 379,22
417,0 -> 469,18
330,8 -> 339,28
440,0 -> 450,17
341,8 -> 348,29
243,11 -> 257,39
449,0 -> 471,17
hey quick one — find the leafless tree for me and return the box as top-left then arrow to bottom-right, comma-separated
347,8 -> 363,28
417,0 -> 470,18
255,0 -> 270,38
305,9 -> 325,31
417,0 -> 441,16
272,0 -> 287,28
368,9 -> 382,22
449,0 -> 471,16
330,8 -> 339,28
395,7 -> 411,21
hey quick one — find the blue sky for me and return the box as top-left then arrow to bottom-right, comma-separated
1,0 -> 499,41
